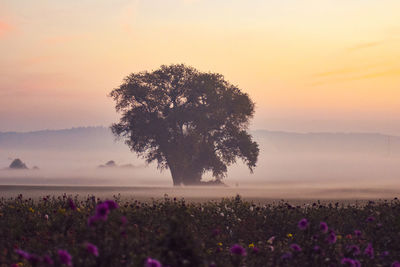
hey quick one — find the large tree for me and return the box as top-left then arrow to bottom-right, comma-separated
110,64 -> 259,185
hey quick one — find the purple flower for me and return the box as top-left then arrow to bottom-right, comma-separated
364,243 -> 374,259
298,218 -> 309,230
43,255 -> 54,265
252,247 -> 259,254
347,245 -> 360,256
366,216 -> 375,222
341,258 -> 360,267
145,257 -> 162,267
313,246 -> 321,253
382,251 -> 389,257
15,249 -> 30,259
104,200 -> 119,210
327,231 -> 337,244
58,249 -> 72,266
95,203 -> 110,220
67,198 -> 77,211
230,244 -> 247,256
85,242 -> 99,257
392,261 -> 400,267
290,243 -> 302,252
354,230 -> 361,237
281,252 -> 292,260
320,222 -> 328,233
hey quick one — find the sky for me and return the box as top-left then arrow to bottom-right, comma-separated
0,0 -> 399,134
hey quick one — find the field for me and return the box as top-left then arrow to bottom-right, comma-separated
1,193 -> 400,267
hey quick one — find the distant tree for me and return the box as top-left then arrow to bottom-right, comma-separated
110,64 -> 259,185
9,159 -> 28,169
98,160 -> 117,168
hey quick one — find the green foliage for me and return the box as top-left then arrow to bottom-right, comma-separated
110,64 -> 259,185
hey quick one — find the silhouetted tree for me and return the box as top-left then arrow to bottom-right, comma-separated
110,64 -> 259,185
9,159 -> 28,169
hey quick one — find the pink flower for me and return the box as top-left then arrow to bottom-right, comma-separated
319,222 -> 328,233
298,218 -> 309,230
58,249 -> 72,266
145,257 -> 161,267
67,198 -> 77,211
85,242 -> 99,257
104,200 -> 119,210
364,243 -> 374,259
230,244 -> 247,256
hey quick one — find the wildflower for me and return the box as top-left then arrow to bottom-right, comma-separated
45,214 -> 49,220
313,246 -> 321,253
85,242 -> 99,257
145,257 -> 161,267
341,258 -> 359,266
298,218 -> 309,230
95,203 -> 110,220
217,242 -> 223,246
337,235 -> 342,240
366,216 -> 375,222
230,244 -> 246,256
290,243 -> 302,252
58,249 -> 72,266
354,230 -> 361,237
252,247 -> 259,254
364,243 -> 374,259
327,231 -> 337,244
286,233 -> 293,238
346,234 -> 352,239
320,222 -> 328,233
28,207 -> 34,213
392,261 -> 400,267
382,251 -> 389,257
347,245 -> 360,256
67,198 -> 77,210
43,255 -> 54,265
281,252 -> 292,260
15,249 -> 30,259
248,243 -> 254,249
104,200 -> 119,210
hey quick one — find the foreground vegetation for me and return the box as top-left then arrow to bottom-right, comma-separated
1,194 -> 400,266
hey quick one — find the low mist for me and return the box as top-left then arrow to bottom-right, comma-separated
1,127 -> 400,200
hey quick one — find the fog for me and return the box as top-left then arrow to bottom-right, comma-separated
1,127 -> 400,200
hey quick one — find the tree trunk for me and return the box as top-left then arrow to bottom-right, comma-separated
169,162 -> 202,186
169,164 -> 183,186
181,168 -> 202,185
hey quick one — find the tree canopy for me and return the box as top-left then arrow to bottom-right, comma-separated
110,64 -> 259,185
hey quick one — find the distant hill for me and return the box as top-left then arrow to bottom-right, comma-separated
253,130 -> 400,156
1,127 -> 399,156
0,127 -> 125,151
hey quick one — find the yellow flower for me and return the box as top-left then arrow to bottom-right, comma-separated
29,207 -> 35,213
337,235 -> 342,240
76,207 -> 81,212
248,243 -> 255,248
58,208 -> 66,214
287,233 -> 293,238
17,263 -> 24,267
217,242 -> 223,246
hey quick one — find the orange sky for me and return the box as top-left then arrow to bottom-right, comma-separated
0,0 -> 399,134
